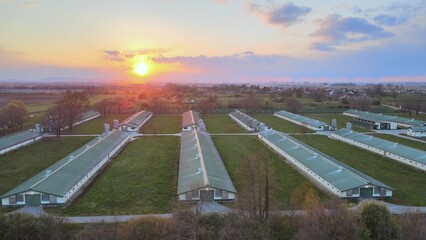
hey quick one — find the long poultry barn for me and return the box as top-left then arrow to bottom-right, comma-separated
182,110 -> 204,131
1,130 -> 132,206
177,129 -> 236,201
119,110 -> 152,132
330,129 -> 426,171
344,109 -> 426,129
274,110 -> 332,131
229,110 -> 270,132
0,130 -> 43,155
258,130 -> 393,198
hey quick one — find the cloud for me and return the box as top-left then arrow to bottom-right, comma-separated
373,14 -> 406,26
101,48 -> 170,62
104,50 -> 122,56
312,14 -> 393,51
250,2 -> 311,28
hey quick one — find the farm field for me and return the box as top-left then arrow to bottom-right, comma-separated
292,135 -> 426,206
372,134 -> 426,151
0,137 -> 94,198
302,114 -> 371,132
252,114 -> 314,133
204,114 -> 246,133
139,114 -> 181,134
47,137 -> 179,216
212,135 -> 329,210
65,114 -> 130,134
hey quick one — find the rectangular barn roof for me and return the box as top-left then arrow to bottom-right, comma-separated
344,109 -> 425,126
275,110 -> 328,128
177,129 -> 236,194
120,110 -> 152,128
1,130 -> 131,198
76,110 -> 100,122
259,130 -> 392,192
229,110 -> 258,129
182,110 -> 201,129
332,129 -> 426,166
409,126 -> 426,132
0,130 -> 42,150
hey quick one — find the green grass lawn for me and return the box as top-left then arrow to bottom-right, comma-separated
212,136 -> 328,210
372,134 -> 426,151
292,135 -> 426,206
26,102 -> 54,113
66,114 -> 129,134
253,114 -> 315,133
302,114 -> 371,132
203,114 -> 246,133
0,137 -> 94,197
139,114 -> 181,134
47,137 -> 179,216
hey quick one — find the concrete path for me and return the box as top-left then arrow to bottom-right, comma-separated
8,206 -> 47,217
367,130 -> 426,143
45,134 -> 100,137
133,133 -> 181,137
209,133 -> 258,136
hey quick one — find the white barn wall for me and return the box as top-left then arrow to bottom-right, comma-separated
0,135 -> 43,155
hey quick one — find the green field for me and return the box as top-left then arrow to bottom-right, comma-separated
47,137 -> 179,216
292,135 -> 426,206
0,137 -> 94,197
212,136 -> 328,209
253,114 -> 314,133
372,134 -> 426,151
139,114 -> 181,134
302,114 -> 371,132
204,114 -> 246,133
66,114 -> 130,134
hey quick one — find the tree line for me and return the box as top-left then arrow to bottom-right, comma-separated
0,100 -> 28,134
0,200 -> 424,240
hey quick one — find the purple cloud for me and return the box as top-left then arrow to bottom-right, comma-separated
373,14 -> 406,26
312,14 -> 393,51
250,2 -> 311,28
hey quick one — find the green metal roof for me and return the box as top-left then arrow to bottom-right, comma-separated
76,110 -> 100,122
0,130 -> 42,150
182,110 -> 201,129
275,110 -> 328,128
409,126 -> 426,132
259,130 -> 392,192
177,130 -> 236,194
345,109 -> 425,126
332,129 -> 426,166
229,110 -> 258,130
120,110 -> 152,128
1,130 -> 131,198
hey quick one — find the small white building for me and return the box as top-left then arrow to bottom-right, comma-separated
119,110 -> 152,132
407,126 -> 426,138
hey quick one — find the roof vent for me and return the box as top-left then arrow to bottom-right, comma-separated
69,155 -> 74,160
337,166 -> 344,172
197,168 -> 202,174
195,154 -> 199,159
45,170 -> 52,176
86,145 -> 90,149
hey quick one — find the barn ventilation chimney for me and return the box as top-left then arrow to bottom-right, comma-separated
45,170 -> 52,176
113,119 -> 119,129
104,123 -> 110,134
331,119 -> 337,130
346,122 -> 352,130
35,123 -> 41,133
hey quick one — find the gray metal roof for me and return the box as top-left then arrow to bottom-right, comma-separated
332,129 -> 426,166
182,110 -> 201,129
76,110 -> 100,122
409,126 -> 426,132
177,129 -> 236,194
229,110 -> 258,129
1,130 -> 131,198
259,130 -> 392,192
120,110 -> 152,128
345,109 -> 425,126
0,130 -> 42,150
275,110 -> 328,128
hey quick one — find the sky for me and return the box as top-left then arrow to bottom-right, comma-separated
1,0 -> 426,84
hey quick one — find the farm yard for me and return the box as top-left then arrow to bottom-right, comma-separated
139,114 -> 181,134
212,135 -> 329,210
203,114 -> 246,133
293,135 -> 426,206
302,114 -> 371,132
47,137 -> 179,216
65,114 -> 130,134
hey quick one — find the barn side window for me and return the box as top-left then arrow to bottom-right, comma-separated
215,190 -> 222,198
380,188 -> 387,196
192,190 -> 199,199
42,194 -> 49,202
353,188 -> 360,195
9,196 -> 16,204
374,187 -> 381,195
346,189 -> 353,197
16,194 -> 24,202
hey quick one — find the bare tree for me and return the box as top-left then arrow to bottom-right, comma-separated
41,105 -> 69,137
59,91 -> 90,133
94,98 -> 115,115
310,88 -> 327,102
285,97 -> 303,113
240,92 -> 260,115
350,97 -> 371,111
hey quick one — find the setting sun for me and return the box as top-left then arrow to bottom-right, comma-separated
133,56 -> 150,76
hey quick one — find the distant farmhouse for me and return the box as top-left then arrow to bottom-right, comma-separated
178,112 -> 236,202
344,109 -> 426,130
274,110 -> 333,131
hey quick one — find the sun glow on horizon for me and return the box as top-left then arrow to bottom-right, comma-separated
133,56 -> 150,76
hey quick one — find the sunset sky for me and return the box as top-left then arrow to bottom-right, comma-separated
1,0 -> 426,84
